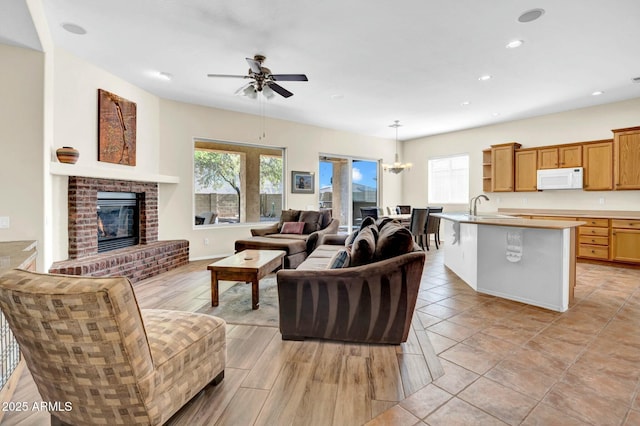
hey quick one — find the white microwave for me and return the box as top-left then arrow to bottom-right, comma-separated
537,167 -> 583,190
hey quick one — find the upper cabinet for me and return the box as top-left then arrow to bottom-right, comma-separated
538,145 -> 582,169
515,149 -> 538,191
491,142 -> 521,192
582,140 -> 613,191
613,126 -> 640,190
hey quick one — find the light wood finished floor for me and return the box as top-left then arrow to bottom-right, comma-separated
4,248 -> 640,425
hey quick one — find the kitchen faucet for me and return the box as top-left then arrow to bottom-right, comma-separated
469,194 -> 490,216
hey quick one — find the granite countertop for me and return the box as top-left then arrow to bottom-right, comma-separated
497,208 -> 640,220
0,241 -> 37,272
432,212 -> 584,229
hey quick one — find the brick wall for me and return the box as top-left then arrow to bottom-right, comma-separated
51,177 -> 188,282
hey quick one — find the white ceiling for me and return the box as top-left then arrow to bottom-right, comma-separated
5,0 -> 640,140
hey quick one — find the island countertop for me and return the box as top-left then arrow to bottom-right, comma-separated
432,212 -> 585,229
0,241 -> 38,272
497,208 -> 640,220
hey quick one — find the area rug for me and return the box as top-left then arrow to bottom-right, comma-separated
197,275 -> 279,327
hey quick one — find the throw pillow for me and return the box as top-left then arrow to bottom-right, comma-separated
375,222 -> 414,261
360,216 -> 376,230
299,210 -> 322,234
278,209 -> 301,231
327,248 -> 351,269
280,221 -> 305,234
319,208 -> 333,229
345,229 -> 360,246
350,224 -> 378,266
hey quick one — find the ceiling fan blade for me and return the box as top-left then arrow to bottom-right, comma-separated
268,82 -> 294,98
245,57 -> 263,74
207,74 -> 247,78
271,74 -> 308,82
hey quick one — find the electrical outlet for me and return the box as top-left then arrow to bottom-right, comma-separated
203,238 -> 209,246
496,197 -> 501,204
0,216 -> 9,229
522,198 -> 528,205
598,197 -> 605,205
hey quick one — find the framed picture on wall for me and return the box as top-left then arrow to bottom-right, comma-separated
291,171 -> 315,194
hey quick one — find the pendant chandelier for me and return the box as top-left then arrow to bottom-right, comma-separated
383,120 -> 412,174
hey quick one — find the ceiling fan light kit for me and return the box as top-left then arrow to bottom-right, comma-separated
208,54 -> 308,99
383,120 -> 412,174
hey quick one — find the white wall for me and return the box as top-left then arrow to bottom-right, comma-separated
50,48 -> 162,262
157,99 -> 401,259
403,97 -> 640,213
0,43 -> 45,267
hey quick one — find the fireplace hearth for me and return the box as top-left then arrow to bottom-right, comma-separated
49,176 -> 188,283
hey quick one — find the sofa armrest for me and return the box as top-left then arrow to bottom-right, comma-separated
250,222 -> 279,237
320,234 -> 348,246
305,219 -> 340,253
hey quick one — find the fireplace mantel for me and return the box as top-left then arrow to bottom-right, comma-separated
50,162 -> 179,184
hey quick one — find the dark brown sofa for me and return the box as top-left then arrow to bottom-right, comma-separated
235,209 -> 339,269
276,219 -> 426,344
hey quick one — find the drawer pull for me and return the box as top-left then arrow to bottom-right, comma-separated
591,239 -> 596,243
591,250 -> 595,253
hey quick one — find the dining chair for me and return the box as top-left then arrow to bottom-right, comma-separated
409,208 -> 429,249
360,206 -> 379,220
396,205 -> 411,214
425,206 -> 443,250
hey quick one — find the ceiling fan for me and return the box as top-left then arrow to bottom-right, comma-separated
207,54 -> 308,99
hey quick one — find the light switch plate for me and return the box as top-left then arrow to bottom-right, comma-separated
0,216 -> 9,229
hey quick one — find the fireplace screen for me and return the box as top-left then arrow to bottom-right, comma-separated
97,192 -> 139,252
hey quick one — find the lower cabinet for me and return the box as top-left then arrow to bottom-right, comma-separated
577,218 -> 610,261
611,220 -> 640,263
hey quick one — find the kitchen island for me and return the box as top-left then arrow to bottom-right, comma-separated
432,213 -> 584,312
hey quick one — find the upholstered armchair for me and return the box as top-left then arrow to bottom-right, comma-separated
0,269 -> 226,425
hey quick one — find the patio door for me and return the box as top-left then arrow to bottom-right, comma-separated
319,155 -> 379,231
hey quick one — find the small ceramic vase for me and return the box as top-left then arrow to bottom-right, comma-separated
56,146 -> 79,164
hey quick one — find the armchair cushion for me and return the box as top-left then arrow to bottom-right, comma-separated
278,209 -> 301,231
327,248 -> 351,269
299,210 -> 322,234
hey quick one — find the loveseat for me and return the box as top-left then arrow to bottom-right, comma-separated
235,209 -> 339,269
276,217 -> 426,344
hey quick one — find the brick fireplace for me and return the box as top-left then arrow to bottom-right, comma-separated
49,177 -> 188,282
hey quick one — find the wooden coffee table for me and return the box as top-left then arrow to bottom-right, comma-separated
207,249 -> 286,310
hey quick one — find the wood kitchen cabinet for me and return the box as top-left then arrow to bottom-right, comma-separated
578,218 -> 610,261
611,219 -> 640,263
613,126 -> 640,190
582,140 -> 613,191
515,148 -> 538,191
537,145 -> 582,169
491,142 -> 521,192
482,149 -> 492,192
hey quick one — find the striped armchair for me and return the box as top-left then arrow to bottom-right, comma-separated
0,269 -> 226,425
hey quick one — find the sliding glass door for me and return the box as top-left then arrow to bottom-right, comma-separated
319,155 -> 379,231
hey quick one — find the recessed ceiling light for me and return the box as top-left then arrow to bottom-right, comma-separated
157,72 -> 172,81
330,94 -> 344,100
506,40 -> 524,49
61,23 -> 87,35
461,101 -> 470,106
492,112 -> 501,117
591,91 -> 604,96
478,75 -> 492,81
518,8 -> 545,23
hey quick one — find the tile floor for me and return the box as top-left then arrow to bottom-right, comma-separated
367,250 -> 640,426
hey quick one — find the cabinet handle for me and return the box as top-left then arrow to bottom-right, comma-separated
591,250 -> 595,253
591,239 -> 596,242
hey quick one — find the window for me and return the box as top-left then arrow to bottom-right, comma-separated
428,154 -> 469,204
194,140 -> 284,225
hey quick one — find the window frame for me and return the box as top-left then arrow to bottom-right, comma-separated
193,138 -> 286,228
